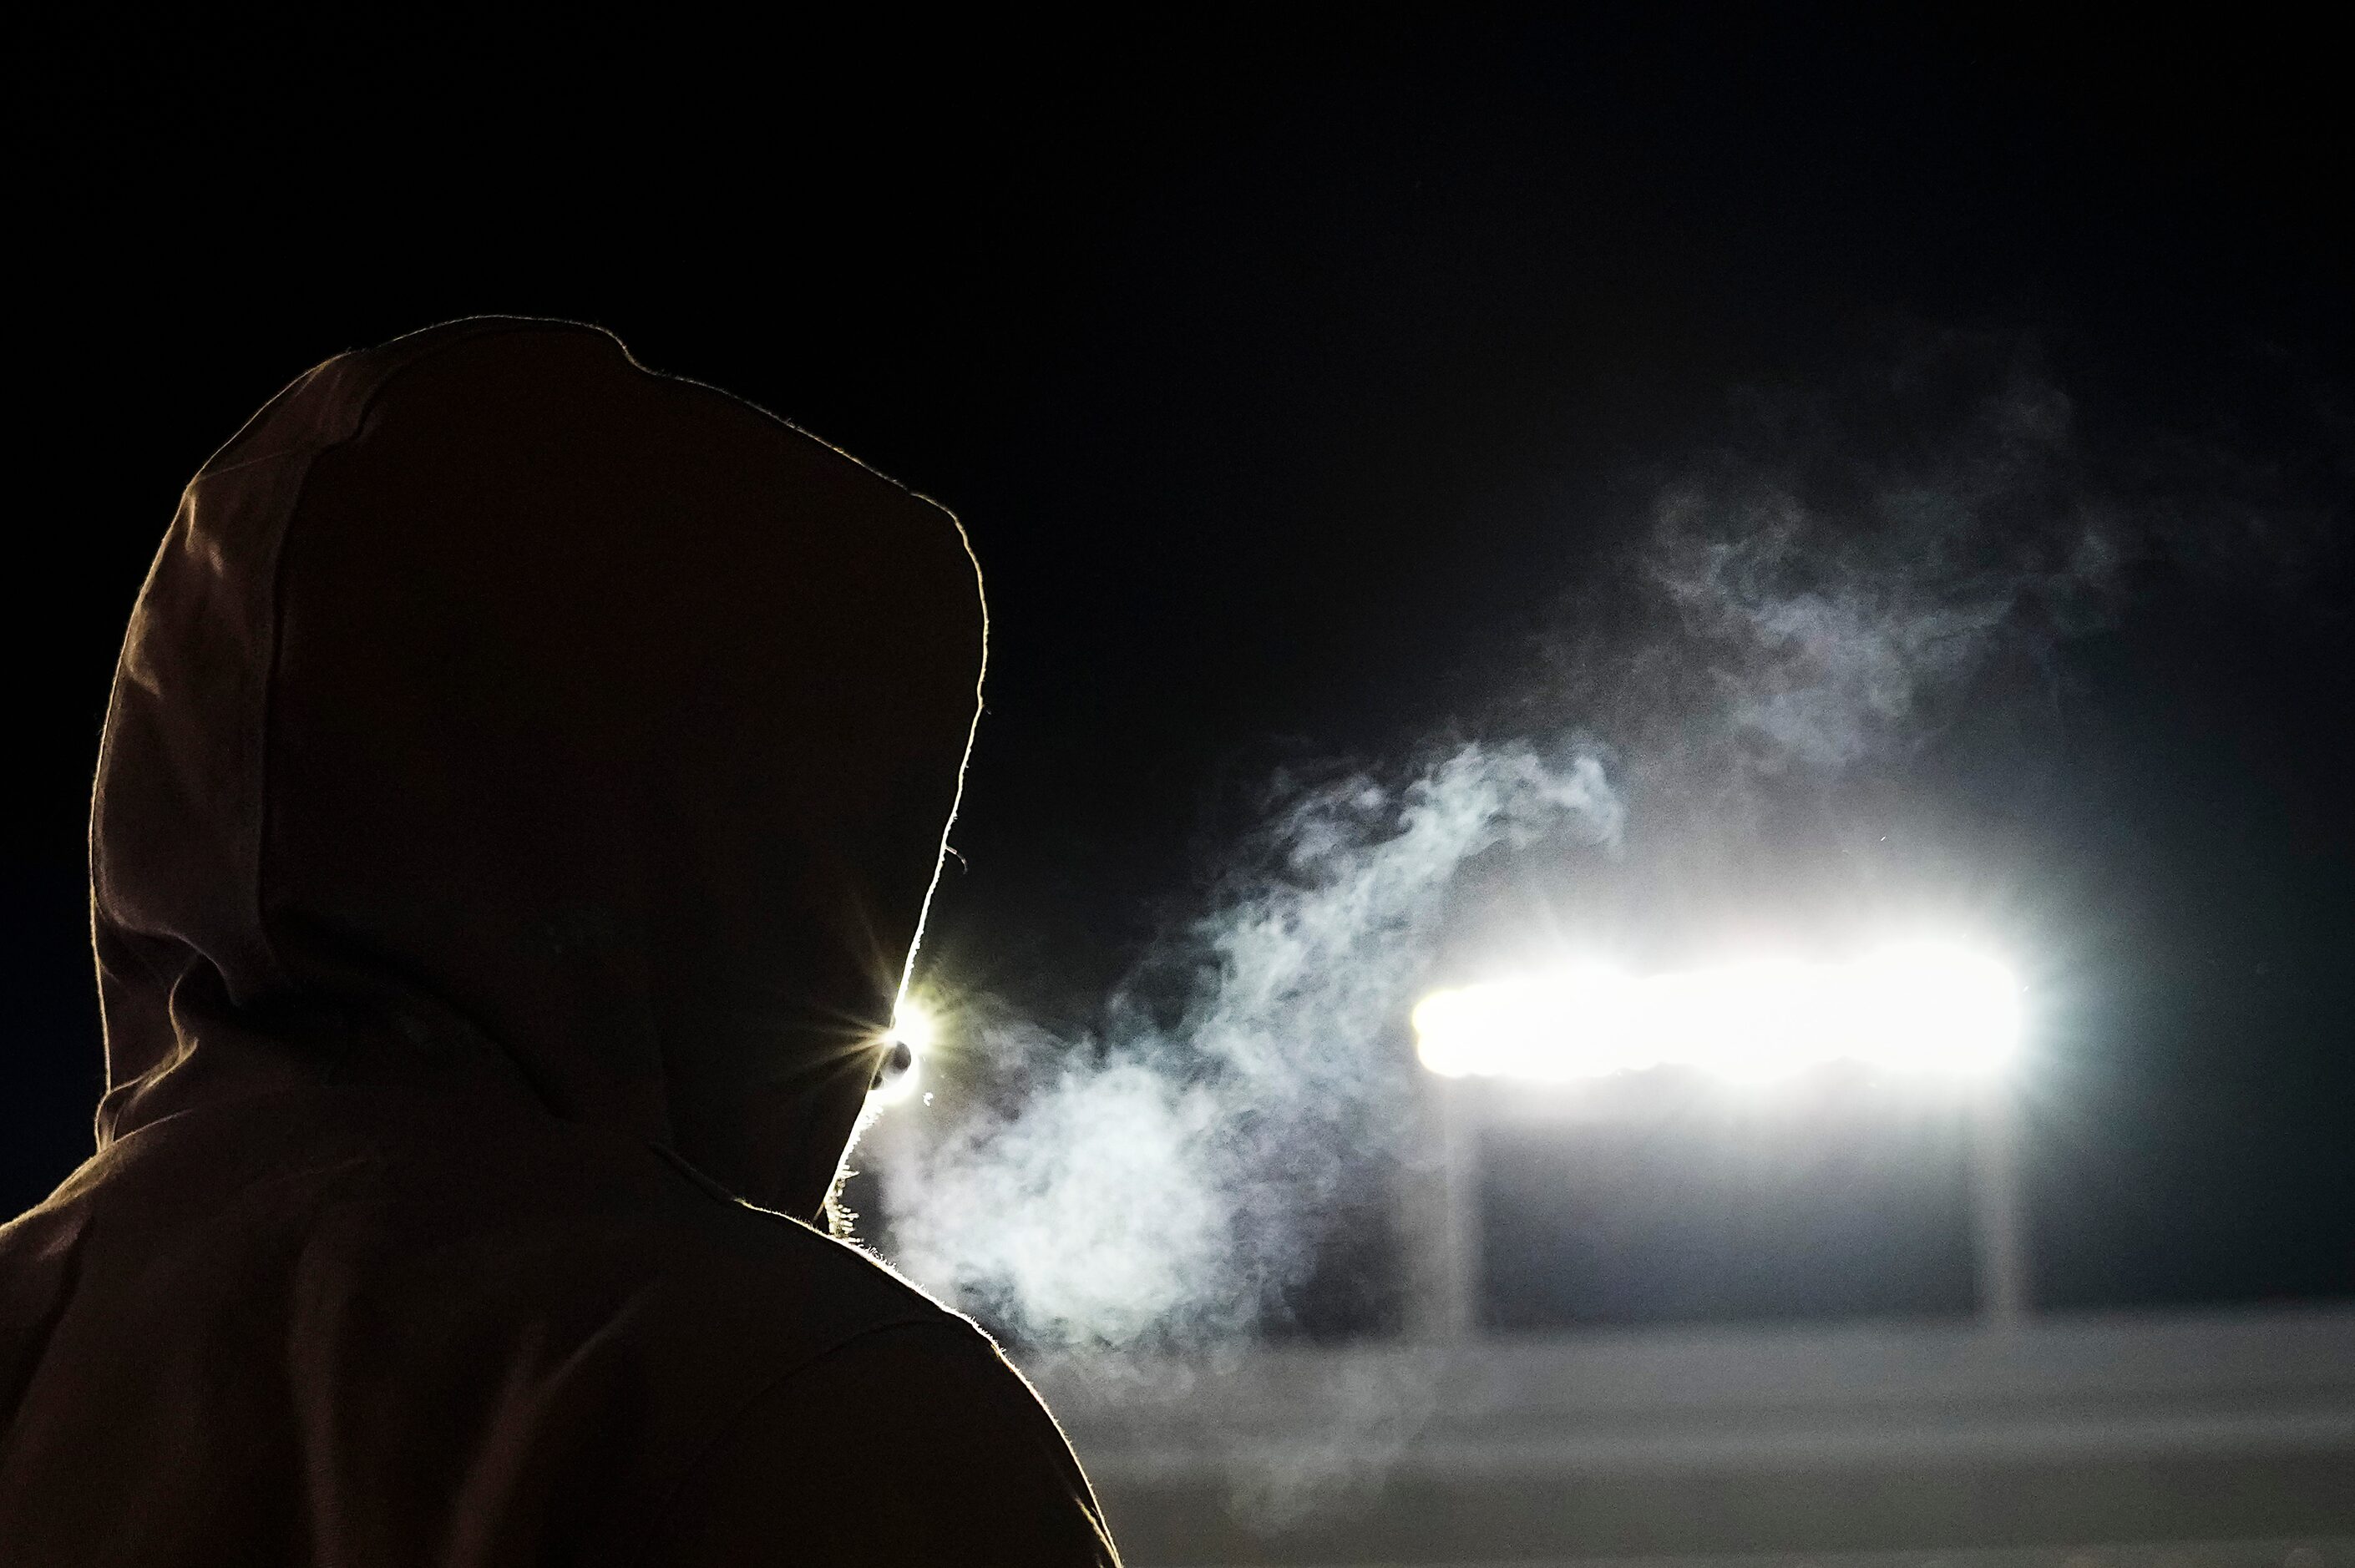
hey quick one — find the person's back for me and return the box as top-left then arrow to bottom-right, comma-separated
0,320 -> 1120,1565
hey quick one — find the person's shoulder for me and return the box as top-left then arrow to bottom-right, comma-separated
647,1314 -> 1122,1566
89,1085 -> 964,1373
627,1139 -> 959,1342
306,1094 -> 987,1434
556,1135 -> 1132,1562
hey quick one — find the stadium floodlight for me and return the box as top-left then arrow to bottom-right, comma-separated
1412,941 -> 2023,1084
1405,939 -> 2033,1341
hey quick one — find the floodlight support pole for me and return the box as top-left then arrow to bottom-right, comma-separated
1968,1080 -> 2029,1328
1408,1076 -> 1482,1343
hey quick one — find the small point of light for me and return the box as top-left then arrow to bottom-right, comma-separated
1413,941 -> 2023,1085
889,999 -> 938,1052
870,998 -> 938,1105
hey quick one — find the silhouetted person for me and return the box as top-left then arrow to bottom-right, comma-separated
0,320 -> 1121,1565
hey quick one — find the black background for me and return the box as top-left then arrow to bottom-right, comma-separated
13,11 -> 2350,1322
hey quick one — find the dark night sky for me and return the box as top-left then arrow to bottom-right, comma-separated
12,13 -> 2350,1318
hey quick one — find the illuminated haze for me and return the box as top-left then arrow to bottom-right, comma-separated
879,743 -> 1622,1347
869,331 -> 2330,1352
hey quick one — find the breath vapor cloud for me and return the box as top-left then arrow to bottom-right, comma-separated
879,743 -> 1621,1348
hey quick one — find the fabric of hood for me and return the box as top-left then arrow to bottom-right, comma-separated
89,318 -> 985,1207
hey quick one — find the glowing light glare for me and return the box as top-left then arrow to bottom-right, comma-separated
870,998 -> 938,1105
1412,943 -> 2023,1083
889,999 -> 939,1053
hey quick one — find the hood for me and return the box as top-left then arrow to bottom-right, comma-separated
90,318 -> 985,1207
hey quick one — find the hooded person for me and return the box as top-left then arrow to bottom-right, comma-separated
0,318 -> 1122,1565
